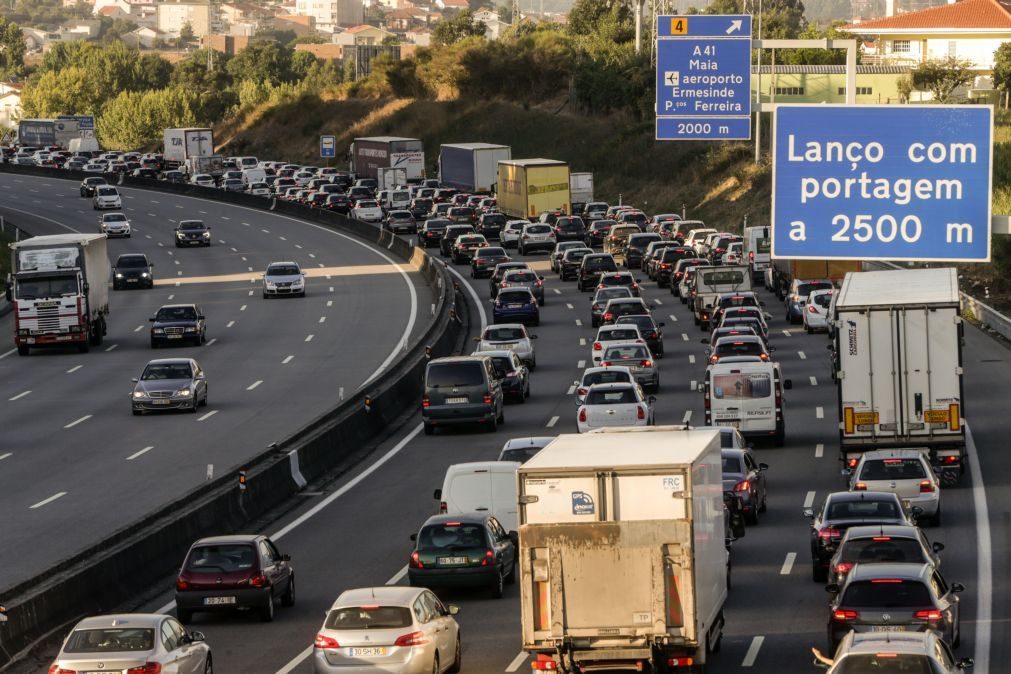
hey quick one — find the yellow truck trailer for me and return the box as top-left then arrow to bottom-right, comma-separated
497,159 -> 571,220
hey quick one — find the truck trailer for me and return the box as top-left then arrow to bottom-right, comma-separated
6,233 -> 110,355
568,172 -> 594,215
439,143 -> 512,193
349,136 -> 425,181
163,128 -> 214,167
518,427 -> 728,673
497,159 -> 571,221
832,268 -> 966,484
765,258 -> 861,300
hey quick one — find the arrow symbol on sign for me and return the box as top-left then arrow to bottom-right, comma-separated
726,19 -> 743,34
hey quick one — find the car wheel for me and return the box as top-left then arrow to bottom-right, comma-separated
260,596 -> 275,622
177,609 -> 193,624
538,298 -> 544,306
189,399 -> 198,413
203,654 -> 213,674
447,637 -> 462,673
812,561 -> 828,583
487,414 -> 498,433
424,422 -> 434,436
281,575 -> 295,607
518,246 -> 525,256
525,382 -> 531,399
491,567 -> 505,599
745,504 -> 759,526
150,339 -> 158,349
927,505 -> 941,527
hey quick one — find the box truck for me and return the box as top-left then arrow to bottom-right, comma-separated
439,143 -> 511,193
743,226 -> 770,283
6,234 -> 110,355
163,128 -> 214,167
379,167 -> 407,191
349,136 -> 425,181
497,159 -> 571,221
518,427 -> 727,673
692,265 -> 752,329
765,258 -> 860,299
832,268 -> 965,484
18,119 -> 57,147
569,172 -> 594,214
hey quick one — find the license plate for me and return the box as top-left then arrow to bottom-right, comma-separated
446,397 -> 468,404
153,399 -> 171,405
716,420 -> 740,428
168,334 -> 182,339
508,304 -> 522,308
870,626 -> 904,632
127,278 -> 137,283
348,647 -> 387,657
438,556 -> 468,565
204,596 -> 236,605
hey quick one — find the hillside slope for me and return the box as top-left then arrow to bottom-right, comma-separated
216,96 -> 772,227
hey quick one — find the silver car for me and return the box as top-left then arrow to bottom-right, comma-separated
263,261 -> 306,298
51,613 -> 211,674
599,341 -> 659,393
132,358 -> 208,414
312,586 -> 461,674
99,212 -> 132,238
823,631 -> 972,673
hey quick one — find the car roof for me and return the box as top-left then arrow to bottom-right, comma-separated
473,349 -> 519,359
846,562 -> 932,582
421,513 -> 490,527
581,366 -> 632,376
502,436 -> 555,451
586,382 -> 637,391
601,340 -> 649,350
842,524 -> 923,540
841,631 -> 936,656
73,614 -> 167,630
497,287 -> 534,295
267,261 -> 298,266
599,324 -> 641,332
333,586 -> 427,609
192,534 -> 261,545
116,253 -> 147,260
157,303 -> 198,310
485,323 -> 527,330
145,358 -> 195,366
714,335 -> 763,345
429,355 -> 489,365
606,298 -> 646,305
827,490 -> 901,503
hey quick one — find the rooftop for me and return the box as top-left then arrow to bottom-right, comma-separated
841,0 -> 1011,31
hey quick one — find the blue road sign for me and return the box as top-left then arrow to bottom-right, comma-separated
656,14 -> 751,142
772,105 -> 993,263
320,135 -> 336,158
57,115 -> 95,130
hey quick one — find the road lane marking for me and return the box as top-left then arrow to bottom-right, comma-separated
133,325 -> 144,332
248,290 -> 253,296
305,334 -> 314,342
567,385 -> 577,395
576,359 -> 585,368
241,256 -> 247,261
295,244 -> 303,249
575,319 -> 582,326
309,253 -> 316,258
445,266 -> 487,331
815,443 -> 824,458
566,303 -> 573,309
654,298 -> 663,305
966,425 -> 993,671
247,380 -> 263,391
197,410 -> 218,421
8,390 -> 30,401
688,354 -> 696,364
167,294 -> 174,300
506,652 -> 529,672
282,355 -> 294,364
782,329 -> 791,337
553,288 -> 561,294
816,406 -> 824,419
742,635 -> 765,667
64,415 -> 92,428
669,313 -> 677,322
803,491 -> 816,508
681,333 -> 689,341
780,553 -> 796,575
0,452 -> 11,461
226,321 -> 235,328
66,365 -> 82,373
810,376 -> 817,386
546,416 -> 559,427
326,300 -> 333,307
127,446 -> 154,461
682,410 -> 692,424
386,566 -> 408,585
276,646 -> 313,674
579,338 -> 586,346
221,216 -> 230,221
105,344 -> 118,352
690,380 -> 697,391
798,350 -> 807,360
280,236 -> 287,241
262,228 -> 270,233
329,286 -> 334,292
206,338 -> 216,346
319,316 -> 326,323
30,492 -> 67,509
240,304 -> 247,311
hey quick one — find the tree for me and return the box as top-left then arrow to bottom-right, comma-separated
290,49 -> 318,80
911,56 -> 974,103
20,66 -> 104,116
432,9 -> 487,46
137,53 -> 172,89
775,22 -> 848,65
703,0 -> 805,38
226,41 -> 294,86
97,87 -> 198,150
497,3 -> 513,23
992,42 -> 1011,97
100,17 -> 137,44
169,48 -> 235,123
567,0 -> 634,45
179,20 -> 195,43
0,15 -> 25,79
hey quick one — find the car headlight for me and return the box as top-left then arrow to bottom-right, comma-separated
140,272 -> 149,278
153,328 -> 164,334
133,391 -> 147,399
292,279 -> 304,287
176,232 -> 184,238
265,281 -> 277,289
176,388 -> 193,397
184,327 -> 195,332
115,273 -> 124,278
202,232 -> 210,238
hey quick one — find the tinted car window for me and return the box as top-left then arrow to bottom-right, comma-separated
603,345 -> 649,360
267,265 -> 300,276
156,307 -> 197,321
505,272 -> 537,283
714,341 -> 765,357
325,606 -> 413,630
427,362 -> 485,387
186,544 -> 257,572
498,290 -> 533,303
141,363 -> 193,380
721,456 -> 743,472
797,281 -> 833,297
827,499 -> 900,520
601,328 -> 639,341
117,256 -> 148,268
485,327 -> 525,340
583,370 -> 632,386
842,580 -> 931,607
585,256 -> 618,271
586,388 -> 638,405
483,214 -> 506,225
478,247 -> 507,257
527,225 -> 552,234
418,523 -> 487,549
813,293 -> 833,308
64,628 -> 155,653
840,538 -> 927,564
860,459 -> 927,481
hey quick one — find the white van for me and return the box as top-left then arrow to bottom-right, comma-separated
685,228 -> 717,254
434,461 -> 520,532
743,226 -> 771,283
703,359 -> 792,446
236,156 -> 259,170
241,167 -> 266,185
388,189 -> 411,210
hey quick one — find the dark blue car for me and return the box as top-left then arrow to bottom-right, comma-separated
493,288 -> 540,326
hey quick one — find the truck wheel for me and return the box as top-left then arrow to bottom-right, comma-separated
17,344 -> 29,356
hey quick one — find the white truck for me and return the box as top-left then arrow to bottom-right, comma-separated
569,172 -> 594,214
692,266 -> 752,330
6,233 -> 110,355
742,226 -> 770,283
379,167 -> 408,191
832,268 -> 966,485
439,143 -> 511,193
163,127 -> 214,167
518,428 -> 727,673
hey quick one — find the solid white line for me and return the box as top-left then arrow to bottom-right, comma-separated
966,425 -> 992,672
798,350 -> 807,360
816,406 -> 824,419
247,380 -> 263,391
197,410 -> 218,421
803,490 -> 816,508
566,303 -> 574,309
30,492 -> 67,509
815,443 -> 824,458
8,390 -> 30,401
66,365 -> 82,373
275,646 -> 313,674
127,446 -> 154,461
741,635 -> 765,667
809,376 -> 818,386
567,385 -> 577,395
0,347 -> 17,360
780,552 -> 796,575
0,452 -> 11,461
505,652 -> 530,673
546,416 -> 559,427
64,415 -> 92,429
226,321 -> 235,328
688,354 -> 696,364
282,355 -> 294,364
305,334 -> 314,342
105,344 -> 118,352
386,565 -> 408,585
576,359 -> 585,368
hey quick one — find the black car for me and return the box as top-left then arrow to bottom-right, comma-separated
385,210 -> 417,234
577,253 -> 619,291
440,224 -> 475,257
132,168 -> 158,179
585,219 -> 616,247
614,314 -> 665,358
624,233 -> 662,270
477,349 -> 530,402
150,304 -> 206,348
80,177 -> 107,197
409,197 -> 434,219
417,218 -> 450,248
654,247 -> 698,286
805,491 -> 914,582
553,216 -> 586,243
113,253 -> 154,290
827,524 -> 944,586
477,212 -> 507,240
471,246 -> 511,279
324,193 -> 351,214
408,514 -> 517,599
721,448 -> 768,526
489,261 -> 530,298
559,247 -> 593,281
175,220 -> 211,247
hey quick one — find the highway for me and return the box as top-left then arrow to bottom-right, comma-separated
0,173 -> 435,594
18,231 -> 1007,673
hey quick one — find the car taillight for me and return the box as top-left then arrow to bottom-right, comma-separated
422,397 -> 430,408
941,455 -> 959,464
920,480 -> 935,493
807,305 -> 818,313
315,633 -> 340,649
749,251 -> 755,261
603,312 -> 614,321
395,631 -> 429,647
578,408 -> 587,422
759,353 -> 769,361
409,551 -> 423,568
833,562 -> 854,575
832,610 -> 859,622
481,549 -> 496,566
126,665 -> 162,674
847,457 -> 860,469
499,282 -> 510,288
661,263 -> 671,269
637,405 -> 646,420
176,577 -> 189,591
49,667 -> 77,674
819,528 -> 842,541
577,387 -> 588,396
250,574 -> 267,588
593,342 -> 602,350
914,609 -> 942,622
734,480 -> 749,492
484,394 -> 493,405
709,355 -> 719,364
522,234 -> 529,239
640,360 -> 653,367
714,248 -> 725,253
854,482 -> 867,491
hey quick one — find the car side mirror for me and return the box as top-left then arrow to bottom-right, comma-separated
759,462 -> 769,471
783,379 -> 793,390
932,542 -> 945,553
824,583 -> 840,594
410,533 -> 417,542
764,312 -> 772,320
911,505 -> 924,517
281,553 -> 291,562
472,337 -> 480,342
951,582 -> 965,593
538,275 -> 545,281
448,604 -> 460,616
433,488 -> 442,500
189,630 -> 205,642
508,530 -> 518,546
131,377 -> 139,383
813,659 -> 829,670
802,508 -> 814,519
648,396 -> 656,404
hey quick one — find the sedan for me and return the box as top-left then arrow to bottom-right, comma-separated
574,365 -> 635,405
590,287 -> 634,327
828,524 -> 944,586
671,259 -> 709,298
804,288 -> 834,333
175,220 -> 211,247
476,323 -> 537,367
221,178 -> 245,192
92,186 -> 122,210
596,271 -> 642,297
851,450 -> 941,526
577,382 -> 654,433
471,246 -> 511,279
79,176 -> 107,197
408,514 -> 517,599
150,304 -> 206,347
805,491 -> 915,582
417,218 -> 450,248
112,253 -> 153,290
499,269 -> 545,305
131,358 -> 208,414
600,341 -> 659,392
263,261 -> 306,298
451,234 -> 489,264
50,614 -> 211,674
826,563 -> 963,653
722,448 -> 768,526
476,348 -> 530,402
313,586 -> 461,674
99,212 -> 131,238
559,248 -> 593,281
386,210 -> 418,234
550,241 -> 587,271
493,288 -> 539,327
498,437 -> 553,462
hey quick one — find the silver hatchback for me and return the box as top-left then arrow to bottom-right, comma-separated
313,586 -> 461,674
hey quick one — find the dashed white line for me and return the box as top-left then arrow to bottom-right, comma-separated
798,350 -> 807,360
780,552 -> 797,575
552,288 -> 561,295
669,313 -> 678,322
66,365 -> 82,373
296,244 -> 303,249
150,199 -> 160,204
681,333 -> 689,341
174,260 -> 180,265
309,253 -> 316,258
242,222 -> 250,227
505,652 -> 530,673
282,355 -> 294,364
566,303 -> 574,309
64,415 -> 92,429
329,287 -> 334,293
575,319 -> 582,327
688,354 -> 696,364
226,321 -> 235,328
546,416 -> 559,427
167,294 -> 174,300
206,338 -> 217,346
248,290 -> 254,296
105,344 -> 118,352
197,410 -> 218,421
803,490 -> 816,508
577,359 -> 586,368
199,210 -> 208,214
133,325 -> 144,332
809,376 -> 818,386
126,446 -> 154,461
30,492 -> 67,509
8,390 -> 30,401
305,334 -> 314,342
319,316 -> 326,323
567,385 -> 577,395
816,406 -> 824,419
280,236 -> 287,241
221,216 -> 230,221
579,338 -> 586,346
247,380 -> 263,391
261,228 -> 270,233
0,452 -> 11,461
241,256 -> 247,261
654,298 -> 663,305
742,635 -> 765,667
231,247 -> 237,252
815,443 -> 824,458
782,329 -> 792,337
240,304 -> 247,311
690,380 -> 697,391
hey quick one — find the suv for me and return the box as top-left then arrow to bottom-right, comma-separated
385,210 -> 417,234
553,216 -> 587,243
174,220 -> 211,247
624,233 -> 662,269
440,224 -> 475,257
477,211 -> 507,239
113,253 -> 154,290
150,304 -> 206,347
518,223 -> 557,255
578,253 -> 619,291
422,356 -> 505,435
603,224 -> 641,258
175,534 -> 294,623
448,206 -> 476,225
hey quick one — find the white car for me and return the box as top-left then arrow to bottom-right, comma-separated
500,220 -> 528,249
803,288 -> 834,333
576,382 -> 654,433
518,223 -> 557,255
99,212 -> 131,238
352,199 -> 383,223
294,170 -> 315,186
92,186 -> 122,210
591,324 -> 643,365
475,323 -> 537,368
247,181 -> 271,197
723,241 -> 744,265
82,162 -> 105,173
850,449 -> 941,526
574,365 -> 634,405
191,173 -> 215,187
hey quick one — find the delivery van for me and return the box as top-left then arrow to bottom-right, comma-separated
434,461 -> 521,532
703,359 -> 792,446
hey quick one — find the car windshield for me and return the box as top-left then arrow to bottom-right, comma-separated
105,214 -> 127,222
860,459 -> 928,481
179,222 -> 204,231
712,373 -> 771,399
798,281 -> 833,296
425,221 -> 448,230
499,290 -> 532,303
583,370 -> 632,386
479,248 -> 506,257
702,270 -> 746,286
485,327 -> 525,341
564,250 -> 591,261
813,293 -> 834,308
842,580 -> 932,607
427,362 -> 484,387
719,430 -> 739,448
827,499 -> 901,520
611,302 -> 647,316
586,388 -> 638,404
325,606 -> 413,630
16,276 -> 78,298
418,523 -> 487,550
720,296 -> 757,308
358,201 -> 378,208
715,341 -> 765,357
586,257 -> 617,271
391,212 -> 412,219
722,456 -> 743,472
141,363 -> 193,380
601,329 -> 639,341
596,288 -> 632,301
840,538 -> 927,564
603,345 -> 649,360
268,266 -> 300,276
185,544 -> 257,572
117,257 -> 147,268
96,187 -> 117,196
156,307 -> 197,321
833,654 -> 937,674
483,214 -> 506,225
616,316 -> 655,332
501,447 -> 542,462
505,272 -> 537,283
63,628 -> 155,653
